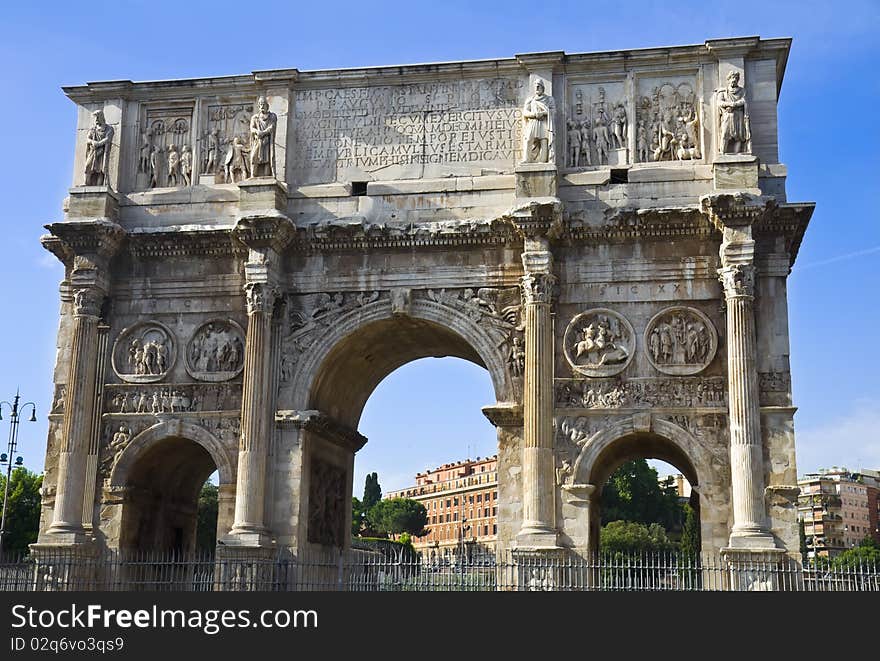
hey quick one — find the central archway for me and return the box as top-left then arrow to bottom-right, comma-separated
280,296 -> 515,553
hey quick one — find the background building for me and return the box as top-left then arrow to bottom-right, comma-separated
798,469 -> 879,558
386,456 -> 497,561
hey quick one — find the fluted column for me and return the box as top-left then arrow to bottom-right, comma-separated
228,282 -> 278,545
719,263 -> 774,548
517,243 -> 558,548
46,287 -> 105,543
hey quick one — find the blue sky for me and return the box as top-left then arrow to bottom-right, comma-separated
0,1 -> 877,492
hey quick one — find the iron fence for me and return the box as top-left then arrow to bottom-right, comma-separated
1,548 -> 877,592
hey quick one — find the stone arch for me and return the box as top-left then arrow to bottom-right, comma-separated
109,419 -> 236,553
287,296 -> 515,427
572,415 -> 708,489
110,419 -> 235,488
568,414 -> 716,555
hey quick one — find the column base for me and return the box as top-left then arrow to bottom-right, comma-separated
221,528 -> 275,549
515,524 -> 559,550
29,541 -> 99,590
727,528 -> 778,550
41,524 -> 91,546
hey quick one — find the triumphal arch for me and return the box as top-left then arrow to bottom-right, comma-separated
35,36 -> 813,566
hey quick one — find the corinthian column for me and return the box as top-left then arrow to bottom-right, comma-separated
225,201 -> 293,549
516,241 -> 558,548
703,192 -> 777,550
719,263 -> 774,548
45,287 -> 105,543
227,282 -> 279,544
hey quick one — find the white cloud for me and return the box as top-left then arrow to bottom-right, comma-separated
796,399 -> 880,475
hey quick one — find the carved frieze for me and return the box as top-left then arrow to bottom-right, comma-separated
185,320 -> 245,382
758,371 -> 791,393
137,102 -> 195,189
555,376 -> 727,409
644,306 -> 718,375
307,457 -> 346,547
563,309 -> 634,377
566,82 -> 628,167
201,101 -> 252,182
636,76 -> 702,163
111,322 -> 176,384
104,382 -> 241,413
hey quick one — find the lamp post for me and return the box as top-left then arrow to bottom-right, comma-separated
0,390 -> 36,557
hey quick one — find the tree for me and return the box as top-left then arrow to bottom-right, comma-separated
798,518 -> 808,558
600,459 -> 684,532
366,498 -> 428,537
679,503 -> 700,557
351,497 -> 364,537
831,537 -> 880,570
0,467 -> 42,556
195,482 -> 218,552
362,473 -> 382,510
599,520 -> 675,555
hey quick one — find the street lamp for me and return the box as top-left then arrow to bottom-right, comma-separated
0,390 -> 36,557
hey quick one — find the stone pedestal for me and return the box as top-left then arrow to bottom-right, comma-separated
721,547 -> 787,591
608,148 -> 628,167
714,154 -> 759,190
66,186 -> 119,220
29,542 -> 100,591
515,163 -> 558,198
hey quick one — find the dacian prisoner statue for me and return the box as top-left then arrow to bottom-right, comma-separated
249,96 -> 277,177
84,109 -> 113,186
521,80 -> 555,163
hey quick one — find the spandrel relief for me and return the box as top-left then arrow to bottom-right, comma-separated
644,307 -> 718,376
636,75 -> 702,163
563,309 -> 635,377
566,82 -> 628,168
185,320 -> 246,382
111,322 -> 176,384
136,104 -> 195,189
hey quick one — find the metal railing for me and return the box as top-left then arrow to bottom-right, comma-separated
1,548 -> 878,592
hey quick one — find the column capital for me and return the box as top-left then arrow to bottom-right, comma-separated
244,282 -> 281,316
521,272 -> 556,305
718,263 -> 755,299
71,287 -> 105,319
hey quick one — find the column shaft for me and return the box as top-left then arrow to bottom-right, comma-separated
517,260 -> 557,547
230,285 -> 275,540
721,265 -> 774,548
48,292 -> 102,540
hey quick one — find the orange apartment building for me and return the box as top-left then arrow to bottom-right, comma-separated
386,455 -> 498,560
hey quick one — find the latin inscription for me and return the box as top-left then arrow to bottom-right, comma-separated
293,79 -> 525,182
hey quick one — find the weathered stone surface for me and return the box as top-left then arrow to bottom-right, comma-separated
37,36 -> 812,561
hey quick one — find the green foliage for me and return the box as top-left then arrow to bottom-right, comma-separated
362,473 -> 382,510
600,459 -> 684,532
351,497 -> 364,536
195,482 -> 218,552
366,498 -> 428,537
679,503 -> 700,557
798,519 -> 808,558
0,467 -> 43,556
599,520 -> 675,555
831,537 -> 880,570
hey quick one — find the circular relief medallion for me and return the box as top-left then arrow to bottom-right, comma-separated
112,321 -> 176,383
563,308 -> 635,377
185,319 -> 246,382
644,306 -> 718,376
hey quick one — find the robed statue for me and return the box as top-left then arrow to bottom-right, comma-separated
521,80 -> 556,164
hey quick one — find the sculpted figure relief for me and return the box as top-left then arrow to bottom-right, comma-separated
84,110 -> 113,186
186,320 -> 246,382
249,96 -> 277,178
645,307 -> 718,376
112,322 -> 175,383
716,71 -> 751,155
563,309 -> 635,377
224,136 -> 250,183
521,80 -> 555,164
180,145 -> 193,186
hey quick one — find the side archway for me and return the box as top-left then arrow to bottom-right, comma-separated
110,420 -> 236,553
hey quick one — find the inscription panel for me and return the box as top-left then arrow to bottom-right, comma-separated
293,78 -> 525,184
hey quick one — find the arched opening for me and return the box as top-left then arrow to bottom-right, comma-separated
577,429 -> 704,557
353,357 -> 497,560
295,308 -> 510,555
118,436 -> 217,553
